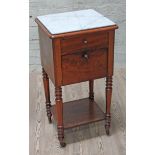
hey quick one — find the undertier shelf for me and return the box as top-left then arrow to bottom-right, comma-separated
51,98 -> 105,129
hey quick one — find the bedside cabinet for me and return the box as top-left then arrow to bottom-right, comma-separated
35,9 -> 118,147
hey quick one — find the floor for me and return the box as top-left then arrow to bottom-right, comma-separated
29,68 -> 126,155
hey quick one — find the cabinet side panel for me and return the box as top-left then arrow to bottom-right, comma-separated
38,27 -> 55,84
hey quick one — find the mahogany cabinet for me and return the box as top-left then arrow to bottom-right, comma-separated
35,9 -> 118,147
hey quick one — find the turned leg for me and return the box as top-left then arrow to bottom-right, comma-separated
105,76 -> 112,135
55,86 -> 66,147
42,68 -> 52,123
89,80 -> 94,100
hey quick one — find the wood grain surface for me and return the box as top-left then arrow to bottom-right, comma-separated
62,49 -> 108,85
51,98 -> 105,129
61,31 -> 108,55
29,68 -> 126,155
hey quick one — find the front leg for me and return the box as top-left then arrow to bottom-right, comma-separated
55,86 -> 66,147
105,76 -> 112,135
42,68 -> 52,123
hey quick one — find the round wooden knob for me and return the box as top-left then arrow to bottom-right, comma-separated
83,53 -> 88,59
83,40 -> 88,44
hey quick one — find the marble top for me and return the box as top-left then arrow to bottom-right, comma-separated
37,9 -> 116,35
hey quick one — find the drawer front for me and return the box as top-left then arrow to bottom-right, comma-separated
61,32 -> 108,55
62,48 -> 108,85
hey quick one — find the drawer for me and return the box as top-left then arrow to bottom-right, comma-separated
62,48 -> 108,85
61,32 -> 109,55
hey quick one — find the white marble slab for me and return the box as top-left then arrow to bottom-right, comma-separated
37,9 -> 116,34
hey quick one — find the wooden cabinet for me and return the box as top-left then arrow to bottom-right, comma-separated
35,9 -> 118,147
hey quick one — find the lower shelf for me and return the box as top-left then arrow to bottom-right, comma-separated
51,98 -> 105,129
